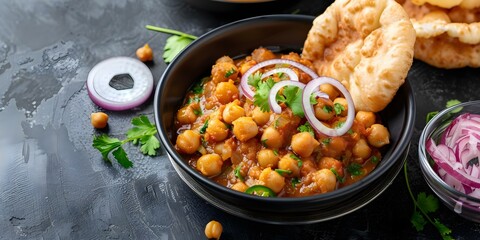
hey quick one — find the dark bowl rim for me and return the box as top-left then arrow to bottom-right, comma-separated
154,14 -> 416,203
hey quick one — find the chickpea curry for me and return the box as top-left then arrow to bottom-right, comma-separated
175,47 -> 390,197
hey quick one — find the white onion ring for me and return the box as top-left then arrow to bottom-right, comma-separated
268,80 -> 306,114
302,77 -> 355,136
240,59 -> 319,100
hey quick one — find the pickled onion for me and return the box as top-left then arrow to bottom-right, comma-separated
426,113 -> 480,194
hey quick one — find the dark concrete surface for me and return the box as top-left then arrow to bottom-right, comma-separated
1,0 -> 479,239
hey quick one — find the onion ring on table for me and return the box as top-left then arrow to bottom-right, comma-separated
302,77 -> 355,136
240,59 -> 319,100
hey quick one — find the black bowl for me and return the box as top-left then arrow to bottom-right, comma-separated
154,14 -> 416,224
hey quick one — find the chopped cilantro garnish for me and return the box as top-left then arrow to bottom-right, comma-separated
322,138 -> 331,145
225,68 -> 236,78
335,121 -> 345,129
247,71 -> 262,87
291,177 -> 300,188
193,108 -> 202,116
297,122 -> 314,136
290,154 -> 303,167
371,155 -> 379,164
275,169 -> 292,176
273,149 -> 279,156
323,105 -> 333,113
199,119 -> 209,134
187,96 -> 200,104
347,129 -> 354,134
261,139 -> 268,147
330,168 -> 345,183
234,165 -> 244,181
333,103 -> 345,115
347,163 -> 363,176
426,99 -> 462,123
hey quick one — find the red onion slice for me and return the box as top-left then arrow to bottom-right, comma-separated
302,77 -> 355,136
268,80 -> 306,114
262,68 -> 299,82
240,59 -> 319,100
86,57 -> 153,111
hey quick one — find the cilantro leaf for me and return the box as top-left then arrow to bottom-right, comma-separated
446,99 -> 461,108
330,168 -> 345,183
163,35 -> 194,63
426,111 -> 439,123
199,119 -> 209,134
247,72 -> 262,88
291,177 -> 300,188
297,122 -> 314,136
92,135 -> 122,162
411,211 -> 427,231
145,25 -> 197,64
253,78 -> 275,112
417,192 -> 439,214
323,105 -> 333,113
92,115 -> 160,169
112,146 -> 133,168
275,169 -> 292,176
282,85 -> 304,117
434,219 -> 452,238
139,135 -> 161,156
225,68 -> 236,78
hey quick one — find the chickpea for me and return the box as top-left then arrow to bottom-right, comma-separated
319,84 -> 339,100
204,220 -> 223,240
136,43 -> 153,62
196,154 -> 223,177
314,98 -> 335,121
322,136 -> 347,159
176,105 -> 197,124
258,167 -> 285,193
318,157 -> 343,177
211,61 -> 238,83
257,149 -> 279,168
291,132 -> 320,158
222,102 -> 245,124
261,127 -> 283,149
278,154 -> 301,177
356,111 -> 376,128
215,80 -> 239,104
231,182 -> 248,192
251,47 -> 276,63
251,107 -> 271,126
232,117 -> 258,142
312,169 -> 337,193
206,119 -> 229,142
213,142 -> 232,161
216,56 -> 234,64
239,59 -> 257,75
176,130 -> 201,154
300,157 -> 317,176
333,97 -> 348,116
353,138 -> 372,160
367,124 -> 390,148
90,112 -> 108,129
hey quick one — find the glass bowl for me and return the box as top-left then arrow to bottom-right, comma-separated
418,100 -> 480,223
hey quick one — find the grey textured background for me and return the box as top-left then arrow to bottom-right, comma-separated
1,0 -> 480,239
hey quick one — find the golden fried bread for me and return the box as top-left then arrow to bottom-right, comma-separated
399,0 -> 480,68
302,0 -> 415,112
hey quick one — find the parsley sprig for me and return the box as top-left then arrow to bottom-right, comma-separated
426,99 -> 462,123
92,115 -> 160,168
145,25 -> 198,63
404,162 -> 453,239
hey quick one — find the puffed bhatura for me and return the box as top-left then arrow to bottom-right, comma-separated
303,0 -> 416,112
398,0 -> 480,69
